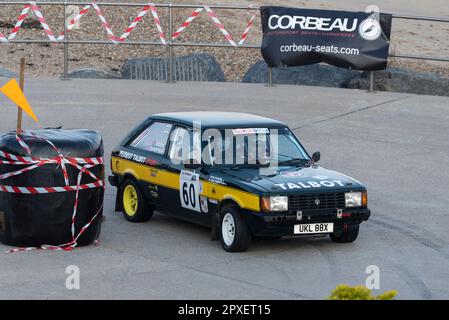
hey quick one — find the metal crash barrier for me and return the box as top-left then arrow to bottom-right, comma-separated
0,1 -> 448,87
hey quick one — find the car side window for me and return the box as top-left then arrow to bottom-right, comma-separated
129,122 -> 173,155
169,126 -> 193,163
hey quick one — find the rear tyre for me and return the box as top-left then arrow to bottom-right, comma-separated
121,179 -> 153,222
330,224 -> 359,243
219,205 -> 251,252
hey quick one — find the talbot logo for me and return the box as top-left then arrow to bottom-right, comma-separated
296,210 -> 303,221
314,199 -> 321,206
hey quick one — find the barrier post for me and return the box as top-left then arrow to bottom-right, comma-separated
369,71 -> 374,92
167,1 -> 174,83
16,58 -> 25,130
62,0 -> 70,80
266,67 -> 275,87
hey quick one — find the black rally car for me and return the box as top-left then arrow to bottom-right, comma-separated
109,112 -> 370,252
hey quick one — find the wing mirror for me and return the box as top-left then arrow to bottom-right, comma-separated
311,151 -> 321,163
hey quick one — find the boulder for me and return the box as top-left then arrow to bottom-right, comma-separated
68,68 -> 120,79
120,53 -> 225,82
347,67 -> 449,96
242,60 -> 362,88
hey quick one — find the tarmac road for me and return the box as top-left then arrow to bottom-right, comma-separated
0,78 -> 448,299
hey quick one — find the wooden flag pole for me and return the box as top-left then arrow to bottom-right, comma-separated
16,58 -> 25,131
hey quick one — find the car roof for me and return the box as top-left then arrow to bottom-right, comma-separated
149,112 -> 286,128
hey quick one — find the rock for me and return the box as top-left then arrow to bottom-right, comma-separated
242,60 -> 362,88
243,61 -> 449,97
0,67 -> 18,78
68,68 -> 120,79
120,53 -> 225,82
347,67 -> 449,96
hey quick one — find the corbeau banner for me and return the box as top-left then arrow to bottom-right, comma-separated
260,6 -> 392,70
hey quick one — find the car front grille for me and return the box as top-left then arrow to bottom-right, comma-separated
288,192 -> 346,211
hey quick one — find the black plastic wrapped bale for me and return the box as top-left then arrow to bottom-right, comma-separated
0,129 -> 104,248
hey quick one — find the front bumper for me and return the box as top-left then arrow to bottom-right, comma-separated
242,207 -> 370,237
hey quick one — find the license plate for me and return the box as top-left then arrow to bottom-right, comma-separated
294,223 -> 334,235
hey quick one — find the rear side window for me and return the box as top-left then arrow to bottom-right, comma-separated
129,122 -> 173,155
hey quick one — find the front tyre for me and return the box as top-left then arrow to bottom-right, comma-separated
330,224 -> 359,243
121,179 -> 153,222
219,205 -> 251,252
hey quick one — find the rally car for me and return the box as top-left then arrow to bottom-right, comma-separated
109,112 -> 370,252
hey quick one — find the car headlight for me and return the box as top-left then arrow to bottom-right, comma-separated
345,192 -> 362,207
261,195 -> 288,212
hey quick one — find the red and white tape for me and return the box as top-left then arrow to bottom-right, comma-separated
1,1 -> 167,45
1,131 -> 104,254
203,5 -> 237,47
172,7 -> 204,40
6,3 -> 32,41
91,2 -> 119,43
171,5 -> 257,46
57,4 -> 92,41
6,2 -> 57,42
149,4 -> 167,45
117,4 -> 153,42
0,2 -> 257,46
30,1 -> 57,42
238,6 -> 258,46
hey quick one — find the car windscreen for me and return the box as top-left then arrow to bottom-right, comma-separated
202,126 -> 309,167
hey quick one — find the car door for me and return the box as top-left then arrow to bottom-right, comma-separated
166,125 -> 210,226
124,120 -> 175,212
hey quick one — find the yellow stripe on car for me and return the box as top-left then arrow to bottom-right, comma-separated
112,156 -> 260,212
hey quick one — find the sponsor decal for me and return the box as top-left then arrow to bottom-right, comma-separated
209,176 -> 227,185
337,209 -> 343,219
274,180 -> 345,190
129,129 -> 149,147
151,141 -> 166,154
145,158 -> 158,166
260,6 -> 392,70
118,150 -> 146,163
200,196 -> 208,213
180,170 -> 201,212
358,17 -> 381,41
268,14 -> 358,32
232,128 -> 270,135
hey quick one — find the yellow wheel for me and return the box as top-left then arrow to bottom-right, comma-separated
121,179 -> 153,222
123,185 -> 138,217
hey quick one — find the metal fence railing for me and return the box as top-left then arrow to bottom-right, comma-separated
1,1 -> 449,87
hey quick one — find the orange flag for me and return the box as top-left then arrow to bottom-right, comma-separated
0,79 -> 39,122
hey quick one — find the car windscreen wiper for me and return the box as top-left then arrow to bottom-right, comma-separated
230,161 -> 271,170
279,158 -> 309,165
